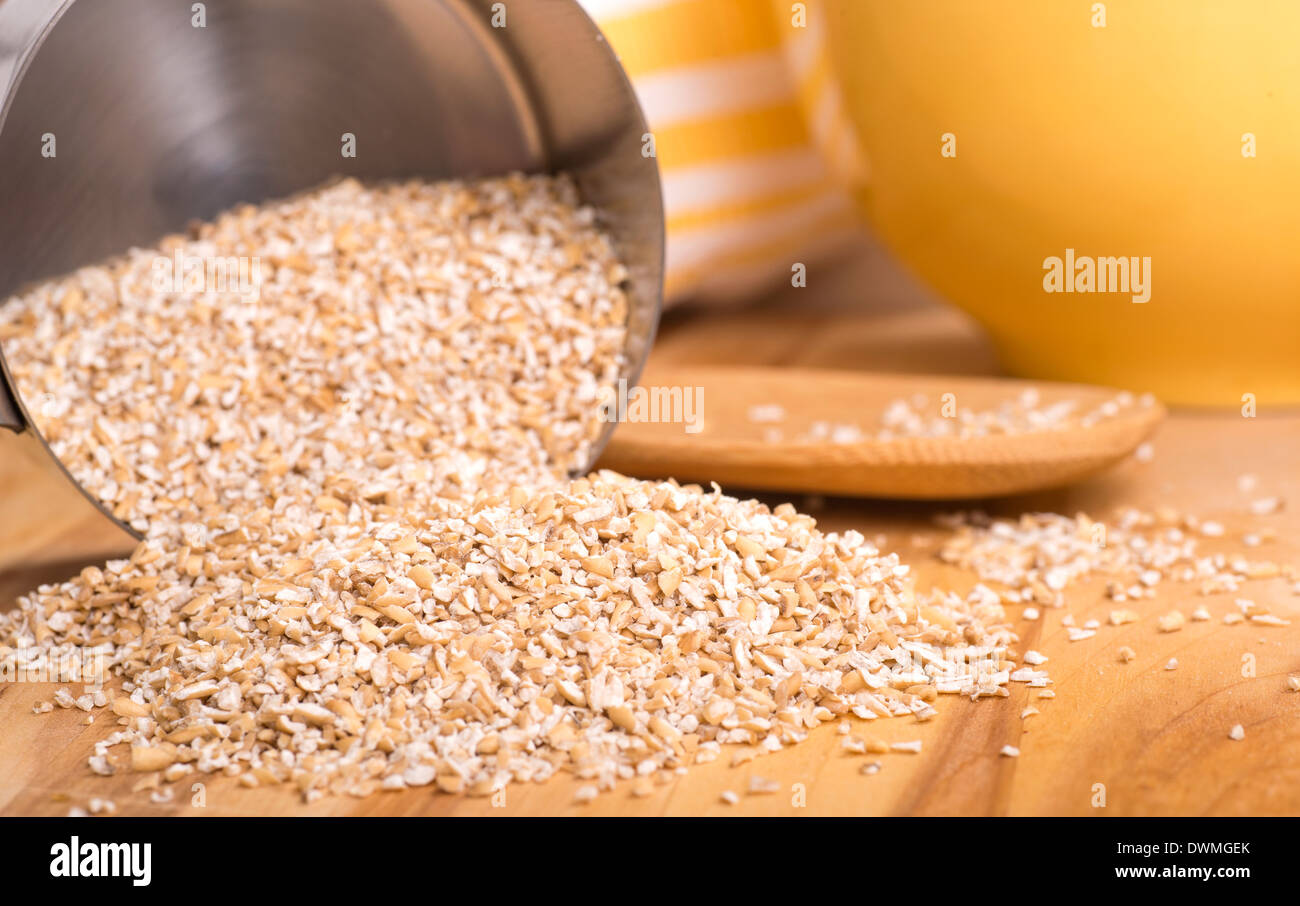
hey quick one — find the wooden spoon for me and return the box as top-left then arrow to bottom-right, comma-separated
595,365 -> 1164,499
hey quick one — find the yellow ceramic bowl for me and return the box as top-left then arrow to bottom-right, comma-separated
821,0 -> 1300,406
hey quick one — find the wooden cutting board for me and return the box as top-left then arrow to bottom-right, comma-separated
2,283 -> 1297,816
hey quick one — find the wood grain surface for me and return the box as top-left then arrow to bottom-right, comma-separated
2,249 -> 1297,816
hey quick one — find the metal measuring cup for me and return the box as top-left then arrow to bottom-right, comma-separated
0,0 -> 663,602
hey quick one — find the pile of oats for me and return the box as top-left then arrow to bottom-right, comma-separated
937,508 -> 1293,612
0,176 -> 627,535
24,473 -> 1024,797
0,175 -> 1025,800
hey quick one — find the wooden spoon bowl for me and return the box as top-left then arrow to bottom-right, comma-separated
596,365 -> 1165,499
